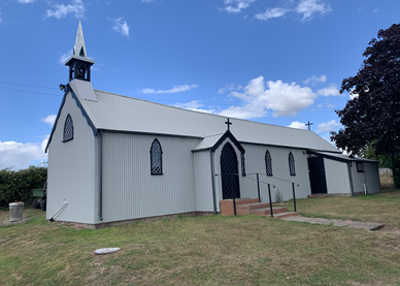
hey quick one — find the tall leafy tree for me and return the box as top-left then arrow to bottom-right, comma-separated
331,23 -> 400,187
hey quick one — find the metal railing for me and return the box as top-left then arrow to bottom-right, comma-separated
247,173 -> 299,215
243,173 -> 276,217
216,172 -> 299,217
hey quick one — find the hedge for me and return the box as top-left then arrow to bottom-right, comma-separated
0,166 -> 47,207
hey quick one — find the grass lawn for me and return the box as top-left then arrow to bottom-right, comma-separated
1,191 -> 400,286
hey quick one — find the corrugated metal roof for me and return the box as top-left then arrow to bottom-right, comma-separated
316,152 -> 377,162
70,80 -> 340,153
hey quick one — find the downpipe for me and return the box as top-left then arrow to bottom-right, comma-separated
49,200 -> 68,222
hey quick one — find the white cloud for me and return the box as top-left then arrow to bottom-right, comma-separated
59,49 -> 73,64
173,100 -> 215,114
316,120 -> 339,134
296,0 -> 332,22
0,136 -> 48,171
142,0 -> 154,2
221,0 -> 256,13
0,10 -> 2,24
349,89 -> 359,100
217,84 -> 243,94
17,0 -> 37,3
255,7 -> 290,20
317,84 -> 340,96
141,84 -> 197,94
303,74 -> 327,85
45,0 -> 85,19
219,76 -> 317,119
41,115 -> 57,126
113,17 -> 130,37
288,121 -> 307,130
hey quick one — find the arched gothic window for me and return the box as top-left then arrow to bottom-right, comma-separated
63,114 -> 74,142
288,152 -> 296,176
150,139 -> 163,175
265,150 -> 272,176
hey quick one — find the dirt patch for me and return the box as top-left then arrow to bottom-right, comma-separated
377,225 -> 400,235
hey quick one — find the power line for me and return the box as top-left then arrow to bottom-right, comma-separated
317,125 -> 342,135
0,88 -> 62,97
0,81 -> 59,90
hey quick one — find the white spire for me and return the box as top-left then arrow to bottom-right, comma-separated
73,21 -> 87,58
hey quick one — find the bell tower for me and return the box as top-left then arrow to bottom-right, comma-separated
65,21 -> 95,82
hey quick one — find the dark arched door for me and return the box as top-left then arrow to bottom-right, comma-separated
220,143 -> 240,199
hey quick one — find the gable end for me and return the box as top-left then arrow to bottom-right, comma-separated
45,84 -> 98,153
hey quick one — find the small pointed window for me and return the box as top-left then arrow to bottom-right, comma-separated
150,139 -> 163,175
265,150 -> 272,176
240,153 -> 246,176
288,152 -> 296,176
63,114 -> 74,142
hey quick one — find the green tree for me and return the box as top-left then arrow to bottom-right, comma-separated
331,23 -> 400,188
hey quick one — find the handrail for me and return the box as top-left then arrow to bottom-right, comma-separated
248,173 -> 298,213
240,173 -> 276,217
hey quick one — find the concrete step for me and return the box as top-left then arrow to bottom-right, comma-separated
271,212 -> 300,218
250,207 -> 288,216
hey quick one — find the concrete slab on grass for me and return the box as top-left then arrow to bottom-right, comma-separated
280,216 -> 384,231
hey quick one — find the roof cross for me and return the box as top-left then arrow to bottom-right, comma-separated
305,121 -> 313,131
225,118 -> 232,131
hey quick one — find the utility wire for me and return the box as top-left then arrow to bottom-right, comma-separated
317,125 -> 342,135
0,88 -> 62,97
0,81 -> 59,90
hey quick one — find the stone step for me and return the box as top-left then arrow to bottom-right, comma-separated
271,212 -> 300,218
250,207 -> 288,215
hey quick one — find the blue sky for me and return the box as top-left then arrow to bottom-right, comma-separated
1,0 -> 399,170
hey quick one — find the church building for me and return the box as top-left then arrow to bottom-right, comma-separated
45,22 -> 380,228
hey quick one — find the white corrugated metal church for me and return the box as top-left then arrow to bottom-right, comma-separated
46,23 -> 381,227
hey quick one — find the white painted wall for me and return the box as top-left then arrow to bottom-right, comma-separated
324,159 -> 351,194
47,92 -> 96,224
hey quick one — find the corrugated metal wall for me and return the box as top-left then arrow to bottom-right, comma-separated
240,144 -> 311,202
324,159 -> 351,194
101,132 -> 199,223
365,162 -> 381,193
194,151 -> 214,212
350,163 -> 368,194
211,140 -> 311,210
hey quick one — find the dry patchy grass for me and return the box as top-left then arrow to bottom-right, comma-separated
380,173 -> 394,189
284,189 -> 400,228
1,206 -> 400,286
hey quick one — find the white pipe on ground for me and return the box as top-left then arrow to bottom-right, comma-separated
49,200 -> 68,222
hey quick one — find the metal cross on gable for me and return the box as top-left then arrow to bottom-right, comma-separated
305,121 -> 313,131
225,118 -> 232,131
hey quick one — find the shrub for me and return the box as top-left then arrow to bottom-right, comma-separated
275,188 -> 283,203
0,166 -> 47,207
